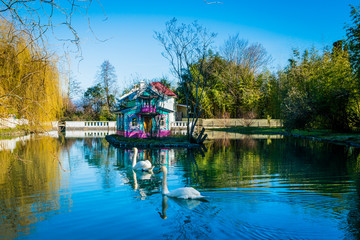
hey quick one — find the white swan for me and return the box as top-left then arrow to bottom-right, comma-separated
161,165 -> 206,200
132,147 -> 154,172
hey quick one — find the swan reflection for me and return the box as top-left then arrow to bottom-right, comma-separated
158,195 -> 203,220
129,168 -> 161,200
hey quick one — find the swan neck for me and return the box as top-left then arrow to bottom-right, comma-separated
161,196 -> 168,219
132,149 -> 138,167
162,167 -> 170,195
132,170 -> 138,190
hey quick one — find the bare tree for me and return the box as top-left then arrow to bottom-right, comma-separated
0,1 -> 106,131
62,53 -> 82,101
220,34 -> 272,117
0,0 -> 104,52
96,60 -> 117,111
155,18 -> 216,141
221,34 -> 271,74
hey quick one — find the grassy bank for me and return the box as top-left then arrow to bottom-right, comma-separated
211,127 -> 360,147
0,127 -> 29,136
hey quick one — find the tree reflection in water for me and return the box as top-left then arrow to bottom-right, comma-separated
116,148 -> 170,199
182,135 -> 360,239
2,134 -> 360,239
0,136 -> 71,238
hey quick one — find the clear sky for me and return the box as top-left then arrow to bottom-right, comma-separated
59,0 -> 358,94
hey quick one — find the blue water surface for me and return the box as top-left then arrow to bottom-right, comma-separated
0,133 -> 359,239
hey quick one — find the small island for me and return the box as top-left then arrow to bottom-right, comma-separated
105,134 -> 200,148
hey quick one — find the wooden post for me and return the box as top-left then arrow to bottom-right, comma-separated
197,127 -> 206,143
200,133 -> 207,144
197,118 -> 200,134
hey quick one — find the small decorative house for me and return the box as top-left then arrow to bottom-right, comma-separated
114,81 -> 177,138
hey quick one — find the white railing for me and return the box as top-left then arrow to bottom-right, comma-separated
170,121 -> 193,129
65,121 -> 116,129
65,130 -> 116,138
0,135 -> 31,151
0,118 -> 58,130
0,118 -> 28,129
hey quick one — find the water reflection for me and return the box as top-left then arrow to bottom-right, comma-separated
0,135 -> 31,152
190,136 -> 360,239
1,131 -> 360,239
116,148 -> 176,169
65,130 -> 116,138
0,136 -> 70,239
159,195 -> 202,220
116,148 -> 176,200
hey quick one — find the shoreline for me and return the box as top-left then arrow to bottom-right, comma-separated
105,134 -> 201,149
210,127 -> 360,148
0,130 -> 29,137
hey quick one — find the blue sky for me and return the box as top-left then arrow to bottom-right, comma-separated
60,0 -> 358,93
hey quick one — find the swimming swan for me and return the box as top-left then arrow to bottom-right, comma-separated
132,147 -> 153,172
161,165 -> 206,200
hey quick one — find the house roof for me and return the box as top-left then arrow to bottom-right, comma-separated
150,82 -> 177,98
116,81 -> 177,109
176,103 -> 187,108
118,88 -> 137,101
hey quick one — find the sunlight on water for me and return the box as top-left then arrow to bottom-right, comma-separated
0,131 -> 360,239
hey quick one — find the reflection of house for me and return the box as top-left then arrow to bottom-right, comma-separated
114,81 -> 177,138
116,148 -> 175,168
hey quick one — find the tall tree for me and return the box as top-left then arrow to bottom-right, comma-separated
221,34 -> 271,75
0,21 -> 62,131
280,46 -> 357,131
155,18 -> 216,141
96,60 -> 117,111
219,34 -> 271,118
83,84 -> 105,117
346,5 -> 360,84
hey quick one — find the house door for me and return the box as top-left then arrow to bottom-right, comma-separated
143,117 -> 153,133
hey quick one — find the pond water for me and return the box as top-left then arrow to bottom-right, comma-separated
1,132 -> 360,239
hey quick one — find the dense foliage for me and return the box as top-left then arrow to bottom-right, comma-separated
347,5 -> 360,84
280,46 -> 359,131
174,42 -> 360,132
171,5 -> 360,132
0,22 -> 62,131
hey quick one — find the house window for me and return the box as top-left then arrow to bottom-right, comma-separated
144,99 -> 150,106
160,115 -> 168,130
132,117 -> 137,126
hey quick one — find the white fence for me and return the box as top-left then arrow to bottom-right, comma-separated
65,121 -> 116,130
200,118 -> 282,128
170,121 -> 193,130
65,130 -> 116,138
0,118 -> 28,129
0,118 -> 58,130
0,135 -> 31,151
